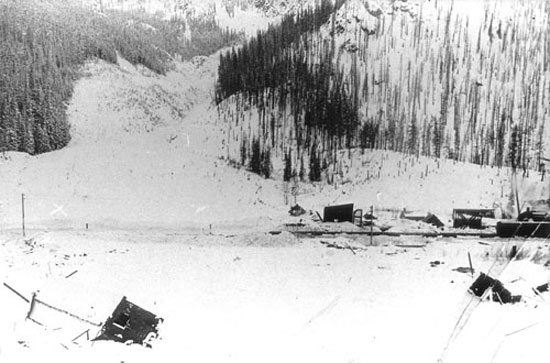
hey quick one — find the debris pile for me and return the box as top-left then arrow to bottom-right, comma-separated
469,273 -> 522,304
94,296 -> 162,347
288,204 -> 306,217
2,282 -> 162,349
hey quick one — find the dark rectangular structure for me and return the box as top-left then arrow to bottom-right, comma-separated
496,221 -> 550,238
323,203 -> 354,223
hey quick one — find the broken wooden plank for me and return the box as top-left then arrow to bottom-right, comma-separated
72,329 -> 90,342
396,244 -> 426,248
468,252 -> 474,278
3,282 -> 30,303
65,270 -> 78,279
26,292 -> 37,319
343,241 -> 357,255
320,240 -> 364,253
34,297 -> 101,327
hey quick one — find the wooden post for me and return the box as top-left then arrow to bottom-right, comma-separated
370,205 -> 374,246
21,193 -> 26,237
26,292 -> 36,320
468,252 -> 473,277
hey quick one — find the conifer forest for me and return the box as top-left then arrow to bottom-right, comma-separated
215,0 -> 550,182
1,0 -> 549,184
0,0 -> 240,155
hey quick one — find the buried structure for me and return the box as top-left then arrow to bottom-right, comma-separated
468,273 -> 522,304
452,209 -> 495,229
94,296 -> 162,346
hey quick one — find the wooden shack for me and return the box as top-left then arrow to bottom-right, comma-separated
323,203 -> 354,223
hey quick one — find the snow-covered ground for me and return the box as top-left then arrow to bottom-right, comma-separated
0,54 -> 286,231
3,228 -> 550,363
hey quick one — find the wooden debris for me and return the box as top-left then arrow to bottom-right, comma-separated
468,252 -> 474,277
65,270 -> 78,279
343,241 -> 357,255
396,244 -> 425,248
453,267 -> 475,274
72,329 -> 90,342
320,240 -> 365,253
28,294 -> 101,327
26,292 -> 37,319
3,282 -> 30,303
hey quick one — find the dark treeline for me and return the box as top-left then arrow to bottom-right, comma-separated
0,0 -> 241,155
216,0 -> 343,102
216,0 -> 360,180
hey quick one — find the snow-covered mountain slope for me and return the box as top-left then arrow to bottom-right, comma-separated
216,0 -> 550,200
0,0 -> 547,233
0,52 -> 545,232
0,53 -> 289,230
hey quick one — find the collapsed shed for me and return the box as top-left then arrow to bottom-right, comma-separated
94,296 -> 162,347
453,209 -> 495,229
469,273 -> 521,304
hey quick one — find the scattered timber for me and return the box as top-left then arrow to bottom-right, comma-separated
279,230 -> 498,238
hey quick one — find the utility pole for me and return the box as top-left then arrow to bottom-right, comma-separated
21,193 -> 26,237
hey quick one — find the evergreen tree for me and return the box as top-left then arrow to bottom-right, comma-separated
408,117 -> 418,156
309,143 -> 321,182
509,124 -> 521,171
262,147 -> 271,178
0,0 -> 240,156
283,149 -> 292,182
249,137 -> 262,174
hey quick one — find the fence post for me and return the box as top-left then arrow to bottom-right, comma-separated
370,205 -> 374,246
21,193 -> 26,237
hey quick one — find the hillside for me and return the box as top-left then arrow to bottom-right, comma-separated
0,0 -> 548,231
0,0 -> 240,156
216,0 -> 550,185
0,48 -> 546,231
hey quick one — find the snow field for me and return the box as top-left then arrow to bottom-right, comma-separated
3,229 -> 531,363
